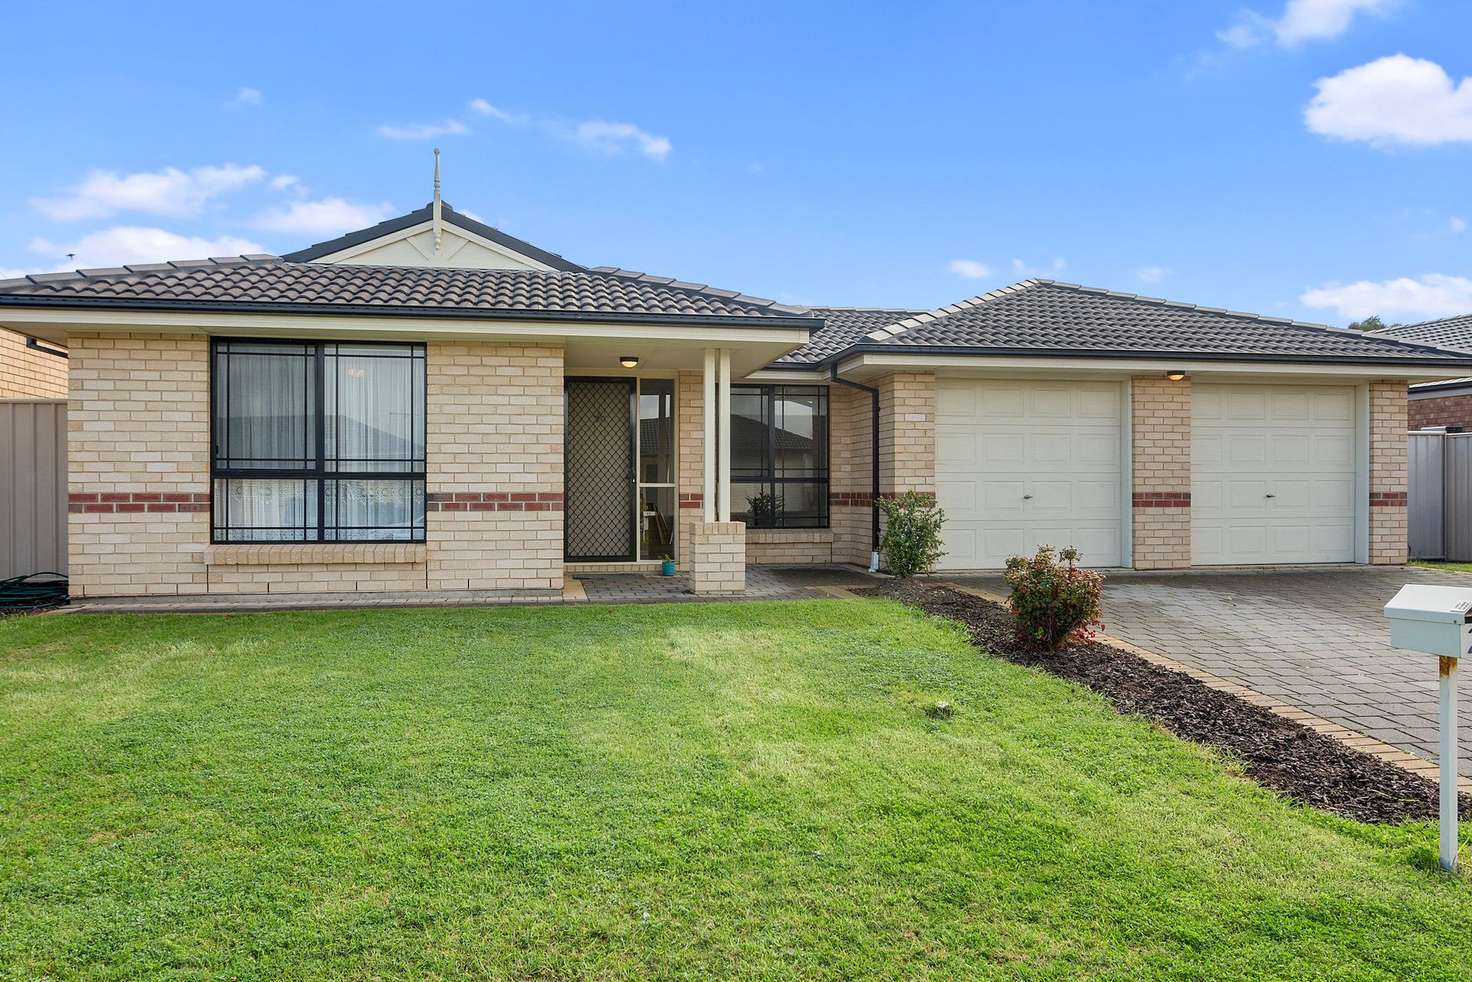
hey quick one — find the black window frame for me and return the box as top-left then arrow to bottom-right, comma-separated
730,383 -> 830,529
209,338 -> 428,544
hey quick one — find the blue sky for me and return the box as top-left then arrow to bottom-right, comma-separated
2,0 -> 1470,325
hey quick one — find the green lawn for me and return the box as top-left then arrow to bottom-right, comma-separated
1412,560 -> 1472,574
2,601 -> 1469,979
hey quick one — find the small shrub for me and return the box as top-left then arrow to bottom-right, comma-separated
878,492 -> 947,577
1003,544 -> 1104,651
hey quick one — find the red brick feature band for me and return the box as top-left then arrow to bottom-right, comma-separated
679,492 -> 704,510
426,491 -> 564,512
1369,491 -> 1408,507
1132,492 -> 1191,508
68,492 -> 209,514
830,492 -> 874,507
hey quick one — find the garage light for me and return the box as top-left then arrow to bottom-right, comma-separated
1166,371 -> 1187,382
619,355 -> 640,369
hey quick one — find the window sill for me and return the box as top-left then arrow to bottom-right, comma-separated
204,543 -> 428,566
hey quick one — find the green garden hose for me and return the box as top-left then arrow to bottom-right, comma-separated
0,573 -> 68,613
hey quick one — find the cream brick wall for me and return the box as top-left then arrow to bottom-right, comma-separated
0,328 -> 67,399
66,333 -> 210,596
1369,379 -> 1409,565
691,520 -> 745,592
1131,376 -> 1192,570
745,528 -> 833,564
425,342 -> 564,591
68,334 -> 565,597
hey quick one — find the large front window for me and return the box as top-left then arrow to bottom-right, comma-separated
731,384 -> 829,529
211,340 -> 426,542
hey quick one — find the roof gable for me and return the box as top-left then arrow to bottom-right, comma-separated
282,203 -> 584,272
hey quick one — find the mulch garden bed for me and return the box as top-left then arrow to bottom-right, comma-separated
870,580 -> 1471,825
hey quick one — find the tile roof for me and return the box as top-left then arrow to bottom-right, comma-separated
282,202 -> 585,271
848,280 -> 1472,365
0,257 -> 817,326
1369,314 -> 1472,353
773,307 -> 927,365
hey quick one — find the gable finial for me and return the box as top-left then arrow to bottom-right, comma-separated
432,147 -> 443,257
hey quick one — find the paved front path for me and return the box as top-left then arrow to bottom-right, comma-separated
948,566 -> 1472,774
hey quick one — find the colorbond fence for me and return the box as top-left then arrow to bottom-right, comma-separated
0,399 -> 67,578
1408,430 -> 1472,562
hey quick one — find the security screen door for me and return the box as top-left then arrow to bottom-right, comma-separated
564,379 -> 636,561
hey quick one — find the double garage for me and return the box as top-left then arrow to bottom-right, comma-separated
934,376 -> 1362,570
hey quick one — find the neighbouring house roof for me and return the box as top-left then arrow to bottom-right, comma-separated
773,307 -> 927,365
1369,314 -> 1472,353
839,279 -> 1472,366
0,257 -> 817,328
282,202 -> 586,271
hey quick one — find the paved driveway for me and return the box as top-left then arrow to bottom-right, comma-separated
948,567 -> 1471,774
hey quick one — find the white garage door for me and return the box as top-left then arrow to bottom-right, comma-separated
1192,384 -> 1357,565
935,379 -> 1124,570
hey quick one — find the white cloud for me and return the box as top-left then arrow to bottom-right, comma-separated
29,226 -> 266,268
253,197 -> 394,235
1300,273 -> 1472,320
574,120 -> 671,160
1305,55 -> 1472,147
1217,0 -> 1392,49
32,164 -> 266,221
235,87 -> 262,106
376,118 -> 469,140
947,259 -> 993,280
468,98 -> 522,123
1008,257 -> 1066,277
269,174 -> 303,192
1136,265 -> 1168,284
1452,216 -> 1468,234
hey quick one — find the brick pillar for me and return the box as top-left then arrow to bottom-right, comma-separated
1369,380 -> 1409,565
1131,376 -> 1192,570
691,520 -> 746,592
877,371 -> 936,498
829,383 -> 873,566
676,370 -> 705,569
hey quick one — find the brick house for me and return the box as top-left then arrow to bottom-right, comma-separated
1369,315 -> 1472,431
3,202 -> 1470,599
0,327 -> 67,399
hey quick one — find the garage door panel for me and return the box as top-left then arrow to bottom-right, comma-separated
936,430 -> 976,469
1192,383 -> 1357,566
937,480 -> 978,518
936,378 -> 1123,570
1270,434 -> 1310,468
1315,434 -> 1354,467
1226,434 -> 1269,467
1030,432 -> 1072,465
936,384 -> 977,418
982,433 -> 1025,467
980,385 -> 1025,418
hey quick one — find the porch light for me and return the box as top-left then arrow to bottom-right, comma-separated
1166,371 -> 1187,381
619,355 -> 640,369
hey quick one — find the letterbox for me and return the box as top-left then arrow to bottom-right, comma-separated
1383,584 -> 1472,659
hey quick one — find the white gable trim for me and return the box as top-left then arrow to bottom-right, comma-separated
309,219 -> 558,271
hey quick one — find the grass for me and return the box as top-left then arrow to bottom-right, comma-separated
1411,560 -> 1472,574
1,600 -> 1469,980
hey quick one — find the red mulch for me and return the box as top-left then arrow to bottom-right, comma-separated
871,580 -> 1470,825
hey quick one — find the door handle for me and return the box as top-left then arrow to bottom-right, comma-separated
1022,494 -> 1033,500
1265,493 -> 1276,499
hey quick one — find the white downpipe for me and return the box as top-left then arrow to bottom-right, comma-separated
1441,656 -> 1460,872
718,349 -> 732,523
703,348 -> 716,523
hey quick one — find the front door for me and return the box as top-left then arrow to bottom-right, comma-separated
564,378 -> 636,561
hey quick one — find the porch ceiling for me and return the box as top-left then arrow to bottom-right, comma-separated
562,335 -> 799,379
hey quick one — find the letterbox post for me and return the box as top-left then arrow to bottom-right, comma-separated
1440,655 -> 1459,872
1382,583 -> 1468,874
